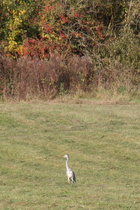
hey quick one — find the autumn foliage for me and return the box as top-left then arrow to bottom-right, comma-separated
0,0 -> 140,99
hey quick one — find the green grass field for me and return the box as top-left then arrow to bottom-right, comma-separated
0,100 -> 140,210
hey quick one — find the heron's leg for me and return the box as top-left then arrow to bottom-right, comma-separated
68,177 -> 70,183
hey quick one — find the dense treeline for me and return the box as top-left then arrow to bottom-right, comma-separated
0,0 -> 140,100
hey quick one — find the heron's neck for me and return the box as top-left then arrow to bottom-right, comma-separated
66,158 -> 69,170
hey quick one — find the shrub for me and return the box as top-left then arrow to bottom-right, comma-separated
12,54 -> 70,99
0,54 -> 15,98
0,53 -> 138,100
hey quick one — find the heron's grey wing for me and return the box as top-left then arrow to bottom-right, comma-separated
72,171 -> 76,182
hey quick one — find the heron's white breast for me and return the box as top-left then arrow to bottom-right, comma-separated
66,168 -> 73,177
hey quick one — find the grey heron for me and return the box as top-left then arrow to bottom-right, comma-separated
64,154 -> 76,183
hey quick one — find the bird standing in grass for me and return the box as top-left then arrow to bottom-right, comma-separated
64,154 -> 76,183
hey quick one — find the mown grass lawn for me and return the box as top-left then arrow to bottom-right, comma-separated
0,100 -> 140,209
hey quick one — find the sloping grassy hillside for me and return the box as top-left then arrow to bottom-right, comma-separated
0,100 -> 140,209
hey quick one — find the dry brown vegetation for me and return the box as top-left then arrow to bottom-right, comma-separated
0,53 -> 139,101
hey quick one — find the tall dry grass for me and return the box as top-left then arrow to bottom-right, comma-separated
0,53 -> 139,100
